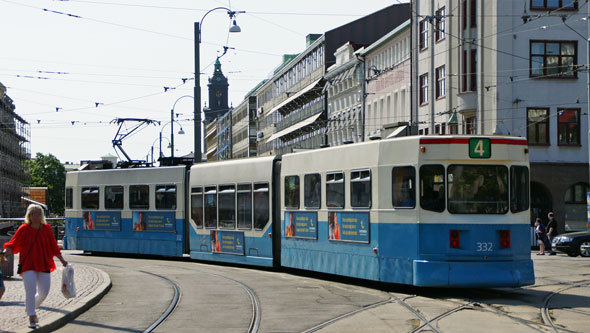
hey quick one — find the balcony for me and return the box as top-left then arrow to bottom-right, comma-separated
456,91 -> 476,112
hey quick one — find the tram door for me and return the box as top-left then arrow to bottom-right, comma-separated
272,160 -> 282,267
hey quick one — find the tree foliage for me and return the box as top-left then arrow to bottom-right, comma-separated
24,153 -> 66,215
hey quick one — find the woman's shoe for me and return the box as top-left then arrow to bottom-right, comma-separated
29,315 -> 38,328
536,253 -> 545,255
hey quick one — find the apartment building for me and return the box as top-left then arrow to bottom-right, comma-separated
414,0 -> 588,230
361,19 -> 412,140
256,3 -> 411,156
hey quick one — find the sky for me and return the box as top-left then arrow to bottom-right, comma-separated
0,0 -> 408,164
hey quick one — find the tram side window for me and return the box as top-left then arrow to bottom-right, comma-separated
204,186 -> 217,228
65,188 -> 73,209
81,186 -> 99,209
156,185 -> 176,210
219,184 -> 236,229
304,173 -> 321,209
254,183 -> 270,230
191,187 -> 204,228
129,185 -> 149,209
392,167 -> 416,208
237,184 -> 252,230
351,170 -> 371,208
284,176 -> 300,209
510,166 -> 529,213
326,172 -> 345,208
105,186 -> 124,209
420,165 -> 445,212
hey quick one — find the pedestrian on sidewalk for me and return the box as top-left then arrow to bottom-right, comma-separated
535,218 -> 547,255
1,204 -> 68,328
547,212 -> 559,255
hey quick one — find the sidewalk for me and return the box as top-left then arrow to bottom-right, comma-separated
0,258 -> 111,333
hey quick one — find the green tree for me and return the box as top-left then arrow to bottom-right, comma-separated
24,153 -> 66,215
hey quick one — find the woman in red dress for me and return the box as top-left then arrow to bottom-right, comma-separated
1,204 -> 68,328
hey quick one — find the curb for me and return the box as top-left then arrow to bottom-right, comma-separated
19,269 -> 112,333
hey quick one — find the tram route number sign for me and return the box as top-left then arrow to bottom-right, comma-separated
469,138 -> 491,159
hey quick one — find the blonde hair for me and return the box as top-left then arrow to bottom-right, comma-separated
24,204 -> 47,225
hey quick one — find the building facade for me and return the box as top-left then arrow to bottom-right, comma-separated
0,83 -> 30,218
414,0 -> 589,230
324,42 -> 363,146
216,110 -> 232,160
361,20 -> 412,140
231,96 -> 257,159
256,3 -> 412,156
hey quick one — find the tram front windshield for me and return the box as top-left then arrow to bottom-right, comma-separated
447,165 -> 508,214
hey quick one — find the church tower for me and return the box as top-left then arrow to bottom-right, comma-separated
204,57 -> 229,122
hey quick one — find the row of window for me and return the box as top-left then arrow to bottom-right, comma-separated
531,0 -> 578,10
283,165 -> 529,214
190,183 -> 270,231
419,6 -> 447,50
366,36 -> 411,78
67,185 -> 177,210
272,45 -> 325,98
419,65 -> 447,105
527,108 -> 580,145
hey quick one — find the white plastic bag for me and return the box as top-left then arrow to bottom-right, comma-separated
61,264 -> 76,299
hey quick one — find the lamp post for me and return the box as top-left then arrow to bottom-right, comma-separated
160,121 -> 184,159
195,7 -> 244,163
149,136 -> 171,165
170,95 -> 193,159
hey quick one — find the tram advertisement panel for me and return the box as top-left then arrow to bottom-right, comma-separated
210,230 -> 245,255
328,212 -> 370,243
82,211 -> 121,231
284,211 -> 318,239
132,212 -> 175,232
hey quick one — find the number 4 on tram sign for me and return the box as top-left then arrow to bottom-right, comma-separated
469,138 -> 491,158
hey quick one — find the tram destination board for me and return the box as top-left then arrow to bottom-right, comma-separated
469,138 -> 491,158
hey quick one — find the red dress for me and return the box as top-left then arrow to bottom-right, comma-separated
3,223 -> 61,274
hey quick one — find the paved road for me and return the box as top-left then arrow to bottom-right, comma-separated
54,252 -> 590,332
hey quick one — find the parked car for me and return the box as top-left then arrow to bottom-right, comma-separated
552,231 -> 590,257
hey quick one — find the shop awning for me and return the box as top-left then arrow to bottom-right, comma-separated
265,112 -> 323,143
270,78 -> 322,114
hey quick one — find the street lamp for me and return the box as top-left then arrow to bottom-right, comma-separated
170,95 -> 193,159
195,7 -> 244,163
160,120 -> 185,159
148,137 -> 171,165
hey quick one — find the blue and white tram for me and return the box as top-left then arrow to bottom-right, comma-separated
64,166 -> 188,256
63,135 -> 534,287
188,156 -> 278,267
280,136 -> 534,287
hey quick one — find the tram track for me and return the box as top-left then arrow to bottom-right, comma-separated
66,253 -> 590,333
140,271 -> 181,333
70,257 -> 261,333
199,270 -> 261,333
301,296 -> 396,333
67,260 -> 183,332
539,280 -> 590,333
